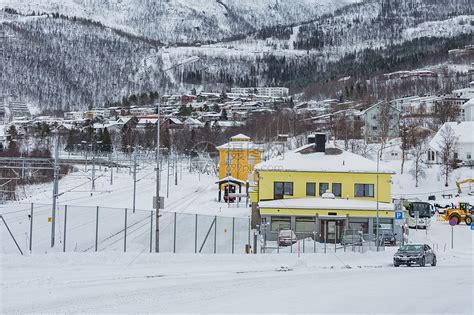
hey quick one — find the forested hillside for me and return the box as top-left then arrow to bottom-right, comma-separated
1,0 -> 472,110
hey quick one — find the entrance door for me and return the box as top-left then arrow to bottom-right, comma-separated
320,220 -> 344,243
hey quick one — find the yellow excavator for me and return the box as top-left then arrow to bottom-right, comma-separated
456,179 -> 474,196
444,202 -> 473,226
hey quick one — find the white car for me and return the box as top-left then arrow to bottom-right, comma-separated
278,229 -> 297,246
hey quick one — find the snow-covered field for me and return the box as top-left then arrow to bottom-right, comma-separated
1,219 -> 472,314
1,155 -> 473,313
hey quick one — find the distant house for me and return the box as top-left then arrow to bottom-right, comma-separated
183,117 -> 204,129
462,98 -> 474,121
391,95 -> 442,115
363,102 -> 401,143
212,120 -> 244,129
231,87 -> 289,97
452,81 -> 474,99
166,117 -> 183,129
0,125 -> 9,150
428,121 -> 474,164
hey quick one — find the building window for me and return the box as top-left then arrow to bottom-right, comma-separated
271,216 -> 291,232
332,183 -> 342,197
372,126 -> 377,131
319,183 -> 329,196
355,184 -> 374,197
295,217 -> 315,233
248,155 -> 254,166
274,182 -> 293,199
306,182 -> 316,196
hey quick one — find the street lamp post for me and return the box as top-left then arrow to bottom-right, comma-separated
155,101 -> 161,253
376,142 -> 398,251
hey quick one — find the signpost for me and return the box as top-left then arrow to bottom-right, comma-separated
414,210 -> 419,231
449,219 -> 456,249
394,211 -> 403,225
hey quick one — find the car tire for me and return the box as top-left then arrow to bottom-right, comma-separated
420,257 -> 425,267
394,263 -> 399,267
431,256 -> 437,266
465,216 -> 472,226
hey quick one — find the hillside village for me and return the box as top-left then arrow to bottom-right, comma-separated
1,1 -> 474,313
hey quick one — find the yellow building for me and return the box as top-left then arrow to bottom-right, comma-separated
216,134 -> 263,202
251,134 -> 397,243
217,134 -> 263,182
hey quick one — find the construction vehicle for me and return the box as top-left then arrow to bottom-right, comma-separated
455,179 -> 474,196
444,202 -> 473,225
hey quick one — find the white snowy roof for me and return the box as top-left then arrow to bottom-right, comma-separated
254,144 -> 394,174
462,98 -> 474,108
184,117 -> 203,125
137,118 -> 159,125
168,117 -> 183,124
217,141 -> 263,151
429,121 -> 474,151
231,133 -> 250,140
215,176 -> 246,184
259,198 -> 394,211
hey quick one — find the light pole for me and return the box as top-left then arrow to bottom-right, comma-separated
376,142 -> 398,251
155,101 -> 161,253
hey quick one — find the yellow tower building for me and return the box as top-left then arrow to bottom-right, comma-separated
216,134 -> 263,202
217,134 -> 263,182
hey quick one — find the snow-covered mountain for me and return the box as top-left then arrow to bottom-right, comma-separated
1,0 -> 473,110
0,0 -> 359,44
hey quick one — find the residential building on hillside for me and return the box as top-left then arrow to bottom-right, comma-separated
462,98 -> 474,121
428,121 -> 474,164
8,101 -> 31,120
391,95 -> 442,115
231,87 -> 289,97
452,81 -> 474,99
363,102 -> 401,143
251,134 -> 397,243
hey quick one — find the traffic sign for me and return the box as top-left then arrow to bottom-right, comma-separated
471,223 -> 474,230
395,211 -> 403,220
449,219 -> 457,226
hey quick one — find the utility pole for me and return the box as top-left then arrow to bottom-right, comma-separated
132,151 -> 137,213
155,102 -> 161,253
174,155 -> 178,186
109,153 -> 113,185
166,152 -> 170,198
92,157 -> 96,191
51,135 -> 59,247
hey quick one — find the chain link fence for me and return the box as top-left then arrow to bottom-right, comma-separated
1,203 -> 252,255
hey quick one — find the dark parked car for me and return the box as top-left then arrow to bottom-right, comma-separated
377,230 -> 397,246
393,244 -> 437,267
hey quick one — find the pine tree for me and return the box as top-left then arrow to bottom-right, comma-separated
101,127 -> 112,152
221,108 -> 228,121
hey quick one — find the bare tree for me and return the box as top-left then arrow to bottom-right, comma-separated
438,124 -> 458,187
400,120 -> 409,174
434,100 -> 461,126
378,102 -> 391,159
409,140 -> 428,187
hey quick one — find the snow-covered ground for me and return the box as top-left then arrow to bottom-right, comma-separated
1,153 -> 473,313
1,219 -> 472,314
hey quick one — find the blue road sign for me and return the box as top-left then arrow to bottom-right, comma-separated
395,211 -> 403,220
471,223 -> 474,230
449,219 -> 457,226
